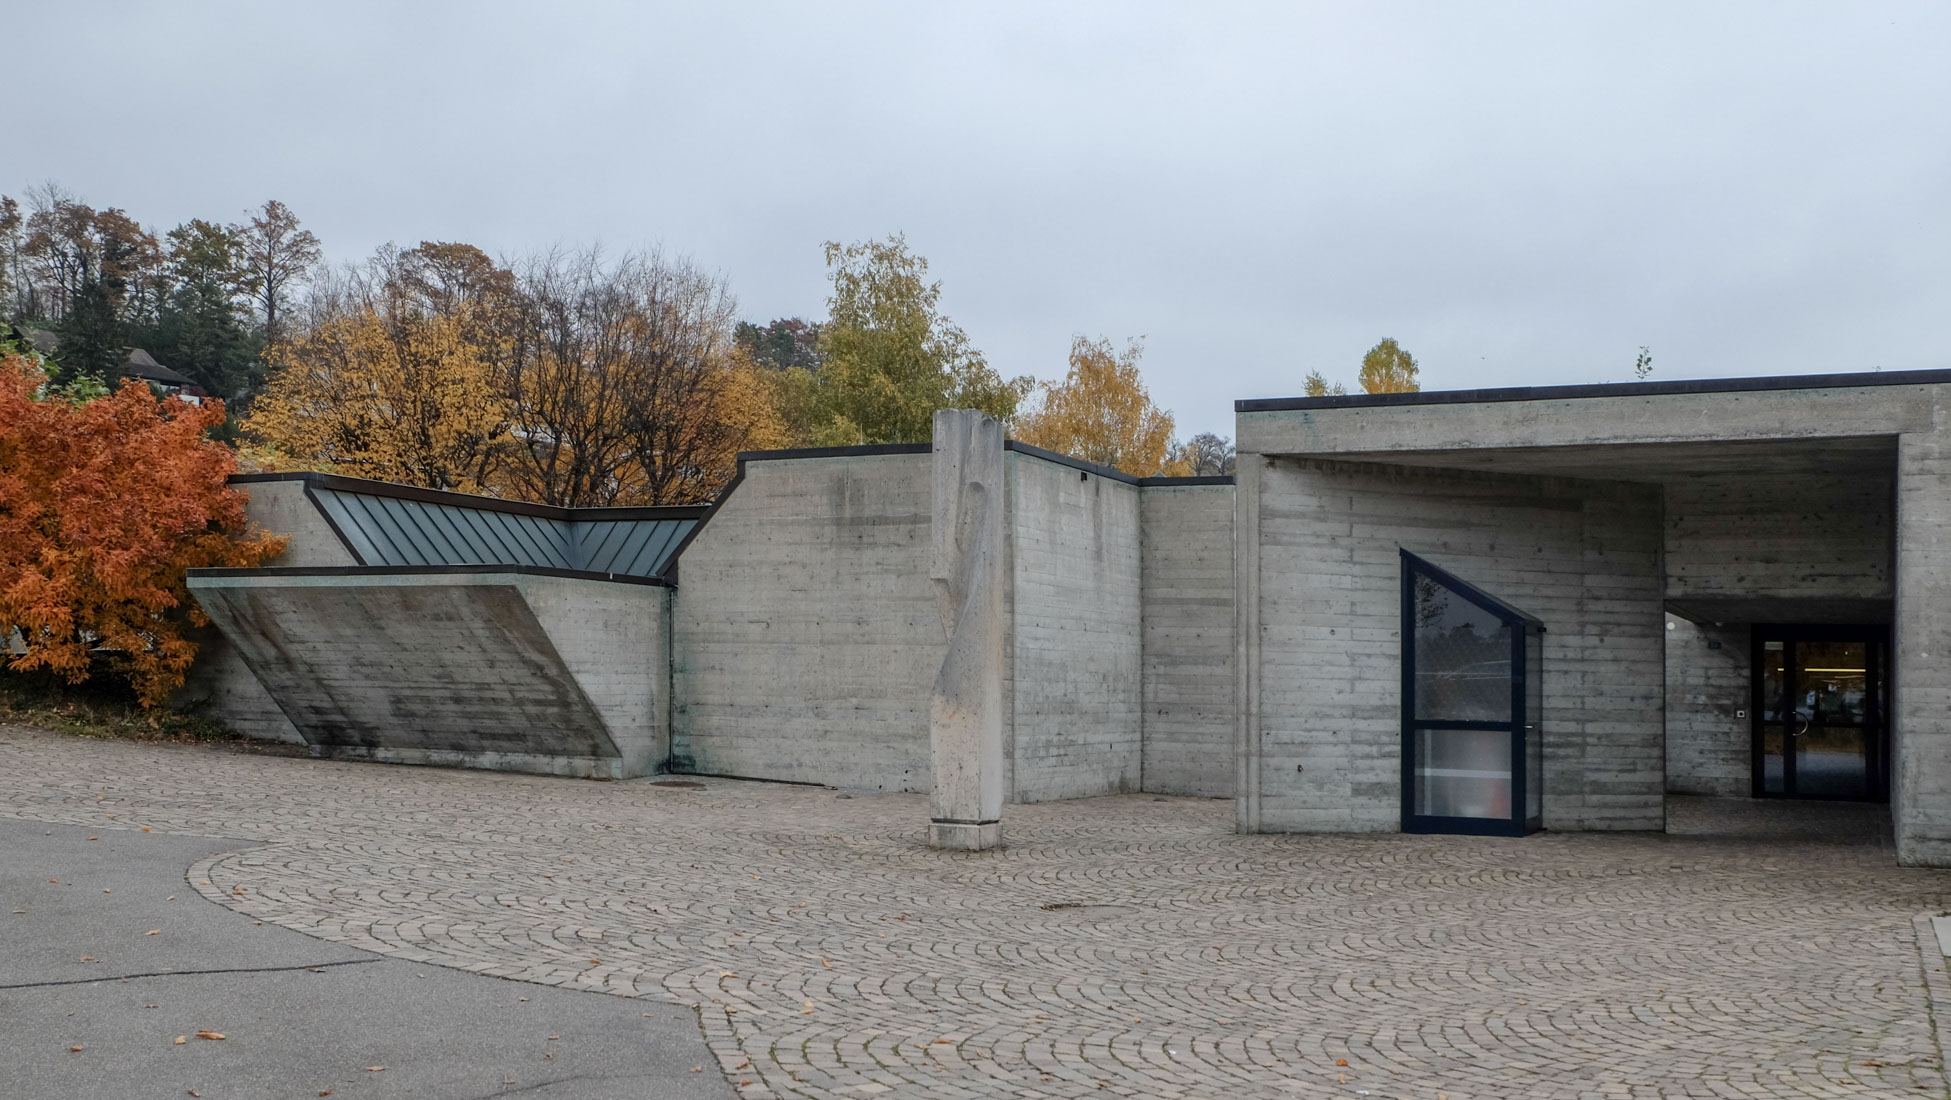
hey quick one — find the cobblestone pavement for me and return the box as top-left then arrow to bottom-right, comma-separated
6,725 -> 1951,1100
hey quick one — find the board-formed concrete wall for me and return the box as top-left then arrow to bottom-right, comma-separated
1002,452 -> 1143,802
177,479 -> 357,743
187,570 -> 670,778
1896,393 -> 1951,866
1664,616 -> 1751,796
1239,456 -> 1666,834
670,451 -> 940,792
1666,473 -> 1894,604
1140,483 -> 1235,797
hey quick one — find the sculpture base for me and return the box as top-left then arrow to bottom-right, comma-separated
929,820 -> 1001,851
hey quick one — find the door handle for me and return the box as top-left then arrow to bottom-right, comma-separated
1792,712 -> 1810,737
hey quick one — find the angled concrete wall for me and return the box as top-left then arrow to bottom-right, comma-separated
1002,452 -> 1143,802
188,570 -> 670,778
177,480 -> 358,743
1238,457 -> 1665,834
670,451 -> 940,792
1140,483 -> 1235,797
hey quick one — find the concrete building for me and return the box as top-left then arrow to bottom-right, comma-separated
181,367 -> 1951,864
1234,369 -> 1940,865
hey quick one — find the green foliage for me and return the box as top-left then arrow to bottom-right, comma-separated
791,235 -> 1030,445
736,317 -> 822,370
52,277 -> 124,388
1634,345 -> 1654,380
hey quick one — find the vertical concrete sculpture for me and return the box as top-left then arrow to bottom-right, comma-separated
928,409 -> 1006,850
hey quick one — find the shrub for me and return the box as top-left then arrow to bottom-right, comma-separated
0,347 -> 286,705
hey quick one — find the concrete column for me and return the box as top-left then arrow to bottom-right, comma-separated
1896,394 -> 1951,865
1234,453 -> 1263,833
928,409 -> 1006,850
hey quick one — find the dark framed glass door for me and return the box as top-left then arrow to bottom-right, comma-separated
1401,551 -> 1545,836
1751,624 -> 1888,802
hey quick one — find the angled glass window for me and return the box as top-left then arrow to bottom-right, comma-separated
1400,551 -> 1544,837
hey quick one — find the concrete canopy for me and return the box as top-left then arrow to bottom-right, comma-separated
1232,369 -> 1951,865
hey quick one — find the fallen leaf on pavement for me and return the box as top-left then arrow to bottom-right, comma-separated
365,1066 -> 384,1072
1336,1059 -> 1349,1066
174,1036 -> 187,1044
146,929 -> 161,936
195,1030 -> 225,1041
691,1066 -> 702,1073
69,1046 -> 83,1053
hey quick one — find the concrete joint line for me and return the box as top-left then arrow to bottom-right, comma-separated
0,956 -> 382,991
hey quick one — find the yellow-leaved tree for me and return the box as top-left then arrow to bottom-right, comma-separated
247,307 -> 510,491
1358,337 -> 1420,394
1013,336 -> 1189,476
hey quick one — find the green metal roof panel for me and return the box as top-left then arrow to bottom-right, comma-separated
309,485 -> 696,579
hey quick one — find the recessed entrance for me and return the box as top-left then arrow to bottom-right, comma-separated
1751,624 -> 1889,802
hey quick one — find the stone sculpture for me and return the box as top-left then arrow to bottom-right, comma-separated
928,409 -> 1006,850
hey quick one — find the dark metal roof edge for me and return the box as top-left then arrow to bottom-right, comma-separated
230,472 -> 711,524
735,443 -> 933,463
186,563 -> 670,587
1136,475 -> 1236,487
1236,368 -> 1951,413
1002,440 -> 1140,484
301,483 -> 369,566
229,472 -> 574,520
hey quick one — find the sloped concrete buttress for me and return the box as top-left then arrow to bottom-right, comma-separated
186,571 -> 669,779
929,410 -> 1007,849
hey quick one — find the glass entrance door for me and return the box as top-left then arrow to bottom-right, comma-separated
1401,551 -> 1544,836
1753,626 -> 1887,801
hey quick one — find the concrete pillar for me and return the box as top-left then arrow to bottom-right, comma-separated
1896,395 -> 1951,865
928,409 -> 1006,850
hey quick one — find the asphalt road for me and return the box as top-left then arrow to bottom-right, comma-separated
0,818 -> 732,1100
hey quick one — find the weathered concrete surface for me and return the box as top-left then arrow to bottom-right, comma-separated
177,479 -> 353,744
1664,616 -> 1753,796
1003,451 -> 1142,803
0,817 -> 728,1100
1897,393 -> 1951,866
930,411 -> 1006,849
187,571 -> 669,779
1665,466 -> 1894,606
1239,457 -> 1665,834
1139,483 -> 1234,798
670,451 -> 939,792
1238,386 -> 1932,456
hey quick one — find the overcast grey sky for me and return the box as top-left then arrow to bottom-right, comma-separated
13,1 -> 1949,437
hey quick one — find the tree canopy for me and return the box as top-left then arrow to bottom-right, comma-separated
784,235 -> 1030,446
1014,335 -> 1186,476
1358,337 -> 1420,394
0,347 -> 286,705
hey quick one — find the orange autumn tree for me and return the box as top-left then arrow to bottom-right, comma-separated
0,348 -> 287,705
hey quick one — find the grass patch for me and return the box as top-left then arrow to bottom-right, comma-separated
0,666 -> 247,744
